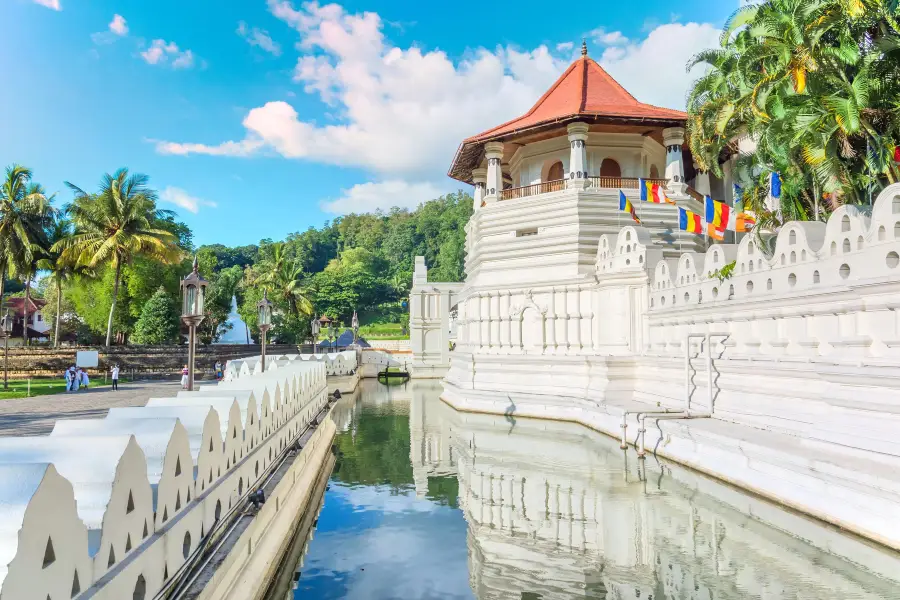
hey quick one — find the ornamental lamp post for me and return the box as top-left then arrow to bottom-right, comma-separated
257,291 -> 273,371
0,309 -> 11,390
180,257 -> 209,392
351,310 -> 360,345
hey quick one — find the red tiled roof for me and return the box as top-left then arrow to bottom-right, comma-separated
5,297 -> 47,318
465,56 -> 686,142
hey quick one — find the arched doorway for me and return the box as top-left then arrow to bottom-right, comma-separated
547,161 -> 564,181
649,164 -> 660,178
600,159 -> 621,178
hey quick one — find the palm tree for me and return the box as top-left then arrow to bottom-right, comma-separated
54,169 -> 181,347
40,217 -> 91,347
251,242 -> 313,317
0,166 -> 54,314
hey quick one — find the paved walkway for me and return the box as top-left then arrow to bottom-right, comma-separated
0,380 -> 182,437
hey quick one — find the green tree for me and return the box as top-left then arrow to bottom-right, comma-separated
0,165 -> 54,313
132,286 -> 180,344
55,169 -> 182,346
39,216 -> 93,347
687,0 -> 900,223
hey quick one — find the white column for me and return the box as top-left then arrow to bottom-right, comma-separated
489,292 -> 500,353
484,142 -> 504,204
663,127 -> 686,195
559,286 -> 570,353
457,300 -> 467,349
471,294 -> 481,350
571,286 -> 583,353
480,293 -> 490,350
472,167 -> 487,211
500,291 -> 510,352
567,122 -> 590,189
546,288 -> 557,354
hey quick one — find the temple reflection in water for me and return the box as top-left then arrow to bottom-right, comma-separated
304,380 -> 900,599
404,381 -> 900,600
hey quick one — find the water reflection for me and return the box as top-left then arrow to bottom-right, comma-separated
295,380 -> 900,599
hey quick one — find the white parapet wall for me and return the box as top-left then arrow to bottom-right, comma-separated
443,182 -> 900,551
409,256 -> 463,378
0,356 -> 331,600
223,350 -> 358,381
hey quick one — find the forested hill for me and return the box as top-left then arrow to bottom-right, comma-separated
198,190 -> 474,342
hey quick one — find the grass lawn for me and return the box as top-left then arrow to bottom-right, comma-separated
0,377 -> 135,400
359,322 -> 407,339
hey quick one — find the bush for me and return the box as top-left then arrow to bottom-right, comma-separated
132,287 -> 180,345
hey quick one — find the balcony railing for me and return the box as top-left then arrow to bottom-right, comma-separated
499,179 -> 566,200
499,177 -> 669,201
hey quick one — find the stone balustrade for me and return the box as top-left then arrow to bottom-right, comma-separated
0,355 -> 329,600
223,350 -> 357,380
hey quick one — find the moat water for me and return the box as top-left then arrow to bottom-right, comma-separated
286,379 -> 900,599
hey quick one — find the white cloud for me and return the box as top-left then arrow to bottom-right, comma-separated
31,0 -> 60,10
160,187 -> 217,214
598,22 -> 721,110
92,14 -> 129,45
237,21 -> 282,56
154,2 -> 721,196
141,39 -> 196,69
589,27 -> 629,46
109,14 -> 128,36
320,180 -> 447,214
556,41 -> 574,52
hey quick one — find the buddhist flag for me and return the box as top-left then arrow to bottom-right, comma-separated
678,207 -> 703,234
707,223 -> 725,241
619,191 -> 641,224
640,178 -> 673,204
730,211 -> 756,233
704,196 -> 731,230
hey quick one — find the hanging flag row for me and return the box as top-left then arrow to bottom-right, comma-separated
616,182 -> 757,240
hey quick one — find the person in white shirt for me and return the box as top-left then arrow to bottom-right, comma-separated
111,364 -> 120,390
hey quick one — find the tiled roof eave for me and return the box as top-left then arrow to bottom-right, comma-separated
448,113 -> 687,184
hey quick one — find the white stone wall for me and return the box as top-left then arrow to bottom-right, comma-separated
223,350 -> 357,380
409,257 -> 463,377
0,358 -> 329,600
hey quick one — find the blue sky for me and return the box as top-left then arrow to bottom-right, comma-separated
1,0 -> 735,247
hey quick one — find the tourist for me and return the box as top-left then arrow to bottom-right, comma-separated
180,365 -> 189,390
111,364 -> 120,391
63,367 -> 72,392
70,367 -> 80,392
215,360 -> 223,381
80,369 -> 89,390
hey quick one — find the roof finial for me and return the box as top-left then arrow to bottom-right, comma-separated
581,38 -> 588,57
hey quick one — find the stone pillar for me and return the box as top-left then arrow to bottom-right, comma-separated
559,287 -> 570,353
571,286 -> 582,353
484,142 -> 504,204
470,294 -> 481,350
489,292 -> 500,353
695,167 -> 711,197
500,291 -> 510,352
472,167 -> 487,211
663,127 -> 686,195
567,122 -> 590,189
457,301 -> 467,349
546,288 -> 557,354
480,293 -> 490,350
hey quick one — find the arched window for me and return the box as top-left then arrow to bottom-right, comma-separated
600,158 -> 621,178
649,165 -> 660,178
133,574 -> 147,600
547,161 -> 564,181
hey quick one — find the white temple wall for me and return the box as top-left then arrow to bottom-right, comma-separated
0,357 -> 331,600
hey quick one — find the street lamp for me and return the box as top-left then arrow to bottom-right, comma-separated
0,310 -> 11,390
351,310 -> 359,345
257,291 -> 273,371
180,257 -> 209,392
